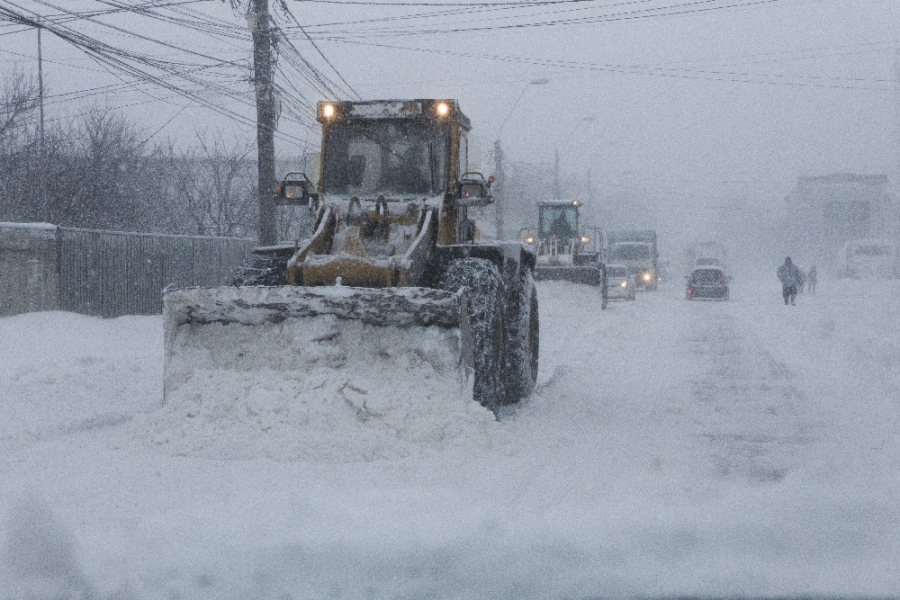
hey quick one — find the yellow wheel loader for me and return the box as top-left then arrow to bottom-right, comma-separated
520,201 -> 608,309
164,100 -> 538,413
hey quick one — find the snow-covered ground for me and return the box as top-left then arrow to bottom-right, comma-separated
2,272 -> 899,599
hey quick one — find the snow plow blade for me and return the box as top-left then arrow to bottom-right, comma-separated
534,265 -> 604,286
162,286 -> 475,409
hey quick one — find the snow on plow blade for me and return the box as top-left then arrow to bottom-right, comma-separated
158,286 -> 484,460
534,265 -> 604,286
163,286 -> 474,400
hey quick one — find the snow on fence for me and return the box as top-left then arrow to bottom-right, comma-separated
1,223 -> 254,318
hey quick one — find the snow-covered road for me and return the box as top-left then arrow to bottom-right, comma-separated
1,273 -> 899,599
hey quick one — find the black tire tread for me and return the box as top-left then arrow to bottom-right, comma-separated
438,258 -> 505,410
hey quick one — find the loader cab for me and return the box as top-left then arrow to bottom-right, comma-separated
316,99 -> 488,245
538,201 -> 581,242
316,99 -> 470,200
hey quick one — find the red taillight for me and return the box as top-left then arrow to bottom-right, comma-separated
721,274 -> 727,282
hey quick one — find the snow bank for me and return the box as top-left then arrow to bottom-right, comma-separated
0,312 -> 162,447
4,275 -> 900,599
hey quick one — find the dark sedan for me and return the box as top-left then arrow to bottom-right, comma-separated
686,267 -> 729,300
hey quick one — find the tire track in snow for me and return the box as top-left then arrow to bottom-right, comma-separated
685,304 -> 814,483
0,412 -> 133,454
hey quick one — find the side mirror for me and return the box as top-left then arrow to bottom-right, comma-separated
454,172 -> 493,205
275,172 -> 315,206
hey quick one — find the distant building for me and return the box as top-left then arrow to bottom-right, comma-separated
784,173 -> 897,266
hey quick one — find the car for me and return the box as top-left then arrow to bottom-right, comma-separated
606,264 -> 636,301
693,257 -> 725,268
686,266 -> 729,300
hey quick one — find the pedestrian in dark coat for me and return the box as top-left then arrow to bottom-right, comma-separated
777,256 -> 802,305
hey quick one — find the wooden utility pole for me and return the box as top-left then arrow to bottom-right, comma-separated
37,22 -> 47,222
493,140 -> 505,240
251,0 -> 277,245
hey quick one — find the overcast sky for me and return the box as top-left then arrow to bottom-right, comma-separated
2,0 -> 899,234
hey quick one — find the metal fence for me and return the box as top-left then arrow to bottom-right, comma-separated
1,223 -> 254,318
57,228 -> 254,317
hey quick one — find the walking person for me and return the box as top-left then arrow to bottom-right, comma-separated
807,265 -> 817,293
777,256 -> 803,305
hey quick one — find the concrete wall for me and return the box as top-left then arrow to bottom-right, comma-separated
0,223 -> 60,316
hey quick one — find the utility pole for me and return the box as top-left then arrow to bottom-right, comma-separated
251,0 -> 277,245
894,46 -> 900,225
493,140 -> 505,240
37,22 -> 47,222
553,148 -> 560,199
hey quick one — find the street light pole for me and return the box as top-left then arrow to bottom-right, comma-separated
557,116 -> 597,202
494,78 -> 549,241
496,78 -> 549,141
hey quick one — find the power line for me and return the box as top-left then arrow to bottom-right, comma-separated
0,1 -> 308,144
297,0 -> 783,38
0,1 -> 327,146
278,1 -> 358,98
329,39 -> 896,91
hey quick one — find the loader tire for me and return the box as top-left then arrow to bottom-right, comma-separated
231,252 -> 288,286
439,258 -> 505,410
502,269 -> 538,403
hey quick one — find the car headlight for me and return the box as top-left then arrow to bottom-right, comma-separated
620,280 -> 628,288
642,272 -> 652,282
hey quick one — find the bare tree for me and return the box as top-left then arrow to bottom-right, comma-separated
0,69 -> 38,142
42,107 -> 162,230
1,66 -> 256,236
0,69 -> 41,222
160,131 -> 257,237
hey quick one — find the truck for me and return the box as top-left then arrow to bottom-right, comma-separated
606,230 -> 658,290
838,239 -> 899,279
163,99 -> 539,413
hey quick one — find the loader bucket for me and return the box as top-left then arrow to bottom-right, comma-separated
161,286 -> 479,449
534,265 -> 604,286
534,265 -> 608,309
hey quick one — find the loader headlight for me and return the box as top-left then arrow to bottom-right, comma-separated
581,236 -> 590,244
620,280 -> 628,288
436,101 -> 450,117
525,236 -> 534,245
642,272 -> 652,282
321,103 -> 336,119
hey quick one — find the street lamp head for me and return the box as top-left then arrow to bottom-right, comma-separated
496,78 -> 551,140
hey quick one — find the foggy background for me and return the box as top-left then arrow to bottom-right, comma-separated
2,0 -> 898,276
